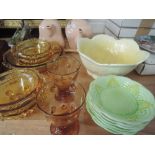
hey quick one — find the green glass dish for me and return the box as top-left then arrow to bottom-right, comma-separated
86,75 -> 155,134
86,100 -> 149,135
87,75 -> 155,124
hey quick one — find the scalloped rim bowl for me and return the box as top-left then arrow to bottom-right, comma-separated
77,35 -> 150,78
0,69 -> 41,106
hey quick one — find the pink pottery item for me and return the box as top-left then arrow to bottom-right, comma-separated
65,19 -> 93,50
39,19 -> 65,47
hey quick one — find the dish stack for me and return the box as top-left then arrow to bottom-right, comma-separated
86,75 -> 155,134
0,38 -> 63,119
2,39 -> 62,72
13,39 -> 53,65
0,69 -> 41,119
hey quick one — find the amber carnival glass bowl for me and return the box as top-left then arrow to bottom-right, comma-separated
2,40 -> 62,74
12,39 -> 59,66
0,69 -> 42,119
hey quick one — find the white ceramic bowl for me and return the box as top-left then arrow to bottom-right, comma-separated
77,35 -> 150,79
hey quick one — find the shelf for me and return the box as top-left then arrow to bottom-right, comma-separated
0,19 -> 67,29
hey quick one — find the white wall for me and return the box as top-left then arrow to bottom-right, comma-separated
88,19 -> 107,34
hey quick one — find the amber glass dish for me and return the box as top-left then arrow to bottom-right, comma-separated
2,49 -> 61,75
11,39 -> 62,66
0,69 -> 41,116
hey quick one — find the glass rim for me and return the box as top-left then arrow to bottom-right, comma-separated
3,50 -> 61,68
15,38 -> 51,56
37,83 -> 86,117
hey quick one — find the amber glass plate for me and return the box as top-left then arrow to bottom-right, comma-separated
11,39 -> 62,66
3,50 -> 61,69
0,69 -> 41,111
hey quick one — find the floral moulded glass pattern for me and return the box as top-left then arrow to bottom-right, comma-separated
2,39 -> 62,75
12,38 -> 63,66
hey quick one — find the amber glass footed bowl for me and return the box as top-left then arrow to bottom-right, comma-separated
0,69 -> 42,118
37,82 -> 86,135
46,55 -> 81,100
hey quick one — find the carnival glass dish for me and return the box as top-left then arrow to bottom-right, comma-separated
11,39 -> 62,66
0,69 -> 41,118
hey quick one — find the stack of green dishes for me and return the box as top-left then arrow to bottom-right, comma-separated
86,75 -> 155,135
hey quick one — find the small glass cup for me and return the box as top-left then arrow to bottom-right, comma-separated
46,55 -> 81,101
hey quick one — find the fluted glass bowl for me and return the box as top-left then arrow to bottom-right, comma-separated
0,69 -> 42,118
10,39 -> 62,66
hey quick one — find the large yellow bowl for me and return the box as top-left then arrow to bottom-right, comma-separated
77,34 -> 150,78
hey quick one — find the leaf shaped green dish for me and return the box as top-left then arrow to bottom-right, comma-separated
86,98 -> 149,135
87,75 -> 155,125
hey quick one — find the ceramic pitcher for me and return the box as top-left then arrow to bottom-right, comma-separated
39,19 -> 65,47
65,19 -> 93,50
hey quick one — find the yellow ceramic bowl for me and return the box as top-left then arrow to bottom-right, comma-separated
77,34 -> 150,78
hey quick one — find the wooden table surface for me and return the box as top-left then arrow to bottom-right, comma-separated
0,53 -> 155,135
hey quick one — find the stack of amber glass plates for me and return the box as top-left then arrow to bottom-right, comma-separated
2,39 -> 62,71
0,69 -> 41,119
